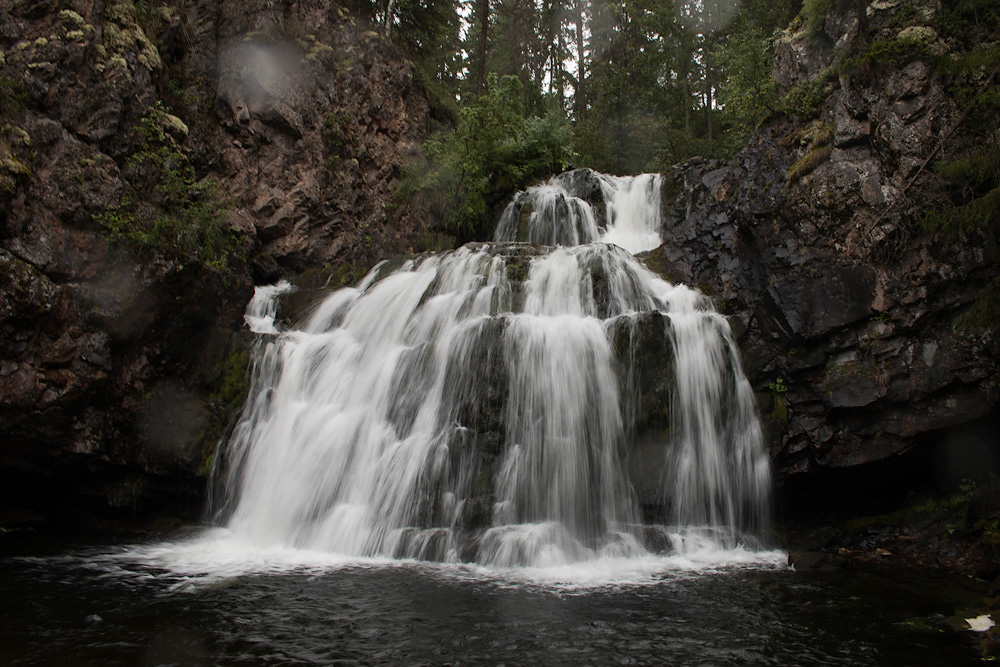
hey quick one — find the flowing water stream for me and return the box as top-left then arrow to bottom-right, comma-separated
212,168 -> 770,568
1,170 -> 988,665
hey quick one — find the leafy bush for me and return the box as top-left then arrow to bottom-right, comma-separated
404,74 -> 577,240
779,67 -> 838,120
97,102 -> 239,269
801,0 -> 836,38
714,16 -> 779,139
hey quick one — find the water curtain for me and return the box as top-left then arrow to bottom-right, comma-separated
214,170 -> 771,567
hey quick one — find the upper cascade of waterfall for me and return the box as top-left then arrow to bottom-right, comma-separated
494,169 -> 664,254
244,281 -> 295,334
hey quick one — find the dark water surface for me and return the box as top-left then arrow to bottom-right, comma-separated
0,534 -> 987,666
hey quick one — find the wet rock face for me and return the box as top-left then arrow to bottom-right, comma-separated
0,2 -> 429,527
172,1 -> 430,278
648,6 -> 999,496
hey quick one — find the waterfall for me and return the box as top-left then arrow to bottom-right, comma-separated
213,170 -> 772,569
494,169 -> 664,254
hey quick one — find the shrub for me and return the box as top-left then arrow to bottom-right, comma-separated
403,74 -> 577,241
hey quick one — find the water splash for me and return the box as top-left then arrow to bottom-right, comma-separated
244,280 -> 294,334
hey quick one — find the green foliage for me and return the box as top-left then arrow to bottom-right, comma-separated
577,111 -> 660,175
779,67 -> 838,120
387,0 -> 463,123
916,1 -> 1000,257
165,78 -> 201,109
96,102 -> 239,269
955,277 -> 1000,331
412,63 -> 459,127
924,144 -> 1000,331
922,52 -> 1000,328
914,479 -> 977,518
924,169 -> 1000,241
936,44 -> 1000,134
936,0 -> 1000,45
847,35 -> 936,80
323,111 -> 349,161
769,377 -> 789,394
714,15 -> 779,140
801,0 -> 836,38
404,74 -> 576,240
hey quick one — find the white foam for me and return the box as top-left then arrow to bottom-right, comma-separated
99,529 -> 788,593
244,281 -> 295,334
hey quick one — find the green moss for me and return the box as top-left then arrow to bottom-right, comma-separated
505,257 -> 530,283
99,0 -> 161,73
218,349 -> 250,412
58,9 -> 88,27
786,120 -> 835,183
95,102 -> 240,270
770,395 -> 788,423
415,232 -> 457,252
842,480 -> 982,538
305,40 -> 334,63
197,347 -> 253,476
843,507 -> 911,533
824,354 -> 878,381
788,144 -> 832,182
323,111 -> 349,159
955,278 -> 1000,332
846,36 -> 937,85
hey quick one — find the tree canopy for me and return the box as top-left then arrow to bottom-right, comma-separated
381,0 -> 802,237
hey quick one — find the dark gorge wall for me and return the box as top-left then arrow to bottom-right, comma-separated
0,0 -> 429,529
647,1 -> 1000,524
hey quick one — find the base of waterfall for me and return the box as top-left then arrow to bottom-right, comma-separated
105,528 -> 787,590
8,536 -> 982,667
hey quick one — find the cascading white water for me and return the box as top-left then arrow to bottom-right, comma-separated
494,170 -> 665,254
600,174 -> 664,254
212,170 -> 772,570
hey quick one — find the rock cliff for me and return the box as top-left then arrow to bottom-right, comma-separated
647,0 -> 1000,527
0,0 -> 429,528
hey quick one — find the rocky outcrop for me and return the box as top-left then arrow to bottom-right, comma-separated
0,0 -> 429,529
646,1 -> 999,512
168,0 -> 430,277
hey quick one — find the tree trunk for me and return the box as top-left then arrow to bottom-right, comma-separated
384,0 -> 396,37
476,0 -> 490,96
704,87 -> 713,142
703,69 -> 713,142
683,77 -> 691,135
555,26 -> 565,108
574,0 -> 586,120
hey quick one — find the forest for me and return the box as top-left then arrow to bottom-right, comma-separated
325,0 -> 997,244
391,0 -> 802,238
